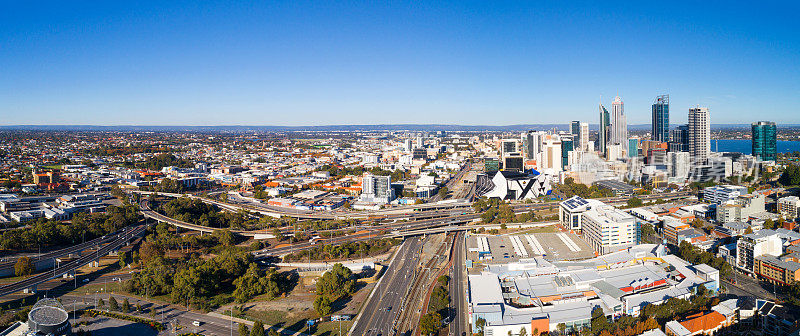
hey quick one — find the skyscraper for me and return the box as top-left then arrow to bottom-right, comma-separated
611,96 -> 627,153
688,107 -> 710,162
579,122 -> 589,151
628,137 -> 639,158
752,121 -> 777,161
524,131 -> 541,160
561,135 -> 574,168
670,124 -> 689,152
570,120 -> 581,147
652,95 -> 670,142
598,103 -> 611,155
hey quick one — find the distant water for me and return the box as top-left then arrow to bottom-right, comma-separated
712,139 -> 800,154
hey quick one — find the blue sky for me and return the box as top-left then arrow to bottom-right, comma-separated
1,1 -> 799,126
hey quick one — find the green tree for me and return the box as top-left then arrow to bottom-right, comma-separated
121,298 -> 130,313
14,257 -> 34,277
109,297 -> 119,311
626,197 -> 643,208
419,312 -> 441,335
118,251 -> 128,268
313,296 -> 332,316
779,164 -> 800,186
238,323 -> 250,336
437,187 -> 449,199
316,263 -> 355,301
250,321 -> 265,336
214,229 -> 237,246
97,298 -> 105,308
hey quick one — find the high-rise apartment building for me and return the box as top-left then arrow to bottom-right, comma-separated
688,107 -> 710,162
611,96 -> 627,153
778,196 -> 800,219
579,122 -> 589,151
598,103 -> 611,155
736,230 -> 782,274
651,95 -> 670,142
541,135 -> 563,171
751,121 -> 777,161
359,174 -> 395,204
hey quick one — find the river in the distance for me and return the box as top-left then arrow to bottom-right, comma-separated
712,139 -> 800,154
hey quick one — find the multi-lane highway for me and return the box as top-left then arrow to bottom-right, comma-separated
0,232 -> 124,275
0,225 -> 146,297
350,237 -> 422,336
449,232 -> 468,336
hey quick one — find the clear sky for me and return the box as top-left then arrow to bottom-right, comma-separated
2,1 -> 799,126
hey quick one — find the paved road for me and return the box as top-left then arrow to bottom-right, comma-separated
0,225 -> 146,297
449,232 -> 468,336
350,237 -> 422,336
722,270 -> 781,301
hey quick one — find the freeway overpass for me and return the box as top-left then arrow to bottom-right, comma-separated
0,225 -> 147,297
132,190 -> 472,219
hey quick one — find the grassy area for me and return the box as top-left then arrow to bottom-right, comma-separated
244,309 -> 353,336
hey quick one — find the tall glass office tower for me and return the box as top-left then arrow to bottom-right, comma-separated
752,121 -> 777,161
598,103 -> 611,155
570,120 -> 581,146
611,96 -> 627,152
651,95 -> 670,142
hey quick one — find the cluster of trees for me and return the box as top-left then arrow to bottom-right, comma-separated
124,249 -> 290,310
156,197 -> 258,230
420,275 -> 451,335
642,285 -> 716,323
473,198 -> 539,224
677,241 -> 732,278
313,263 -> 356,316
590,307 -> 659,336
123,227 -> 291,310
139,223 -> 238,257
318,164 -> 410,181
85,145 -> 181,157
14,257 -> 34,277
142,178 -> 203,193
584,285 -> 714,336
238,320 -> 278,336
121,153 -> 194,170
556,178 -> 615,199
0,205 -> 140,250
779,164 -> 800,186
232,264 -> 285,303
283,238 -> 400,262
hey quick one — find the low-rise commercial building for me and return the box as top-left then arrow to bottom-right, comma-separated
468,244 -> 719,335
754,255 -> 800,286
715,194 -> 765,223
703,185 -> 748,204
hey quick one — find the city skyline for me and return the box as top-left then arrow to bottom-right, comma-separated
2,2 -> 799,126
